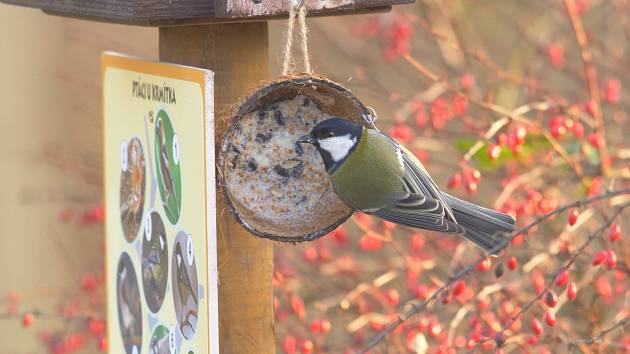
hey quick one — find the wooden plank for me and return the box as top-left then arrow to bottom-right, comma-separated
0,0 -> 410,25
216,0 -> 410,19
0,0 -> 212,23
159,23 -> 275,354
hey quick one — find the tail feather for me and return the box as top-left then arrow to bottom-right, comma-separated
443,193 -> 516,254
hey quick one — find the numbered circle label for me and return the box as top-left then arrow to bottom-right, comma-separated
169,325 -> 177,353
186,235 -> 194,266
173,134 -> 180,165
121,141 -> 129,172
144,212 -> 152,241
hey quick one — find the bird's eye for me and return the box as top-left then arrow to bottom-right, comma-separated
316,128 -> 334,139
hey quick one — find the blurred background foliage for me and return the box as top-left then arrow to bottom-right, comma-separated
1,0 -> 630,353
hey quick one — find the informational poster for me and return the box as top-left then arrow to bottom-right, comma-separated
102,52 -> 218,354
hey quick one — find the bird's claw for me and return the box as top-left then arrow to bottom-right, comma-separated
362,107 -> 379,131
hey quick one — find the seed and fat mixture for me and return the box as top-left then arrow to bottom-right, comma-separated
225,95 -> 350,235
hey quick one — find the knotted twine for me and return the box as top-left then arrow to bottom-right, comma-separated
281,0 -> 311,75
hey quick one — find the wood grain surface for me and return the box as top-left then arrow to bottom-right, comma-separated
0,0 -> 410,25
160,23 -> 275,354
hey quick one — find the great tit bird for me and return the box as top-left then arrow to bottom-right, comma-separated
298,118 -> 516,254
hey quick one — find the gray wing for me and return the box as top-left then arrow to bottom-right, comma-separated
370,134 -> 463,234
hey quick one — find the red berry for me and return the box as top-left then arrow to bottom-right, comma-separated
417,316 -> 431,332
81,273 -> 97,291
300,339 -> 314,354
550,123 -> 567,139
595,277 -> 613,297
410,233 -> 425,251
332,226 -> 348,244
320,319 -> 331,333
592,251 -> 606,266
7,291 -> 22,304
460,73 -> 475,90
532,270 -> 546,294
447,172 -> 462,189
370,319 -> 385,332
389,124 -> 414,143
526,335 -> 539,345
452,280 -> 466,297
584,100 -> 596,116
317,246 -> 332,262
453,94 -> 468,116
283,336 -> 297,354
415,111 -> 428,128
555,270 -> 570,287
606,249 -> 617,269
88,319 -> 106,337
572,121 -> 585,138
310,320 -> 322,334
383,220 -> 397,230
568,209 -> 579,226
477,258 -> 492,272
567,282 -> 578,300
515,125 -> 527,144
303,247 -> 318,262
98,337 -> 108,351
544,291 -> 558,308
609,224 -> 621,242
603,79 -> 621,104
506,256 -> 518,271
547,43 -> 565,68
496,133 -> 508,146
588,133 -> 602,148
22,313 -> 34,327
530,318 -> 543,335
470,169 -> 482,183
544,311 -> 556,326
385,288 -> 400,305
359,235 -> 382,252
488,144 -> 502,161
466,182 -> 478,195
415,284 -> 428,300
428,323 -> 441,337
290,295 -> 306,321
477,296 -> 491,310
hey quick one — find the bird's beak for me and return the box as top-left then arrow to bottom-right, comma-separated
297,134 -> 316,145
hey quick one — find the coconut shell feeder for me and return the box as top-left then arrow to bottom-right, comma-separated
219,75 -> 374,242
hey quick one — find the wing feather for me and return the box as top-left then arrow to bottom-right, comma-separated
369,131 -> 463,234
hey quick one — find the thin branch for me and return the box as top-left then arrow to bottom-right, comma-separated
563,0 -> 610,175
477,201 -> 630,346
0,310 -> 92,322
359,188 -> 630,353
571,316 -> 630,345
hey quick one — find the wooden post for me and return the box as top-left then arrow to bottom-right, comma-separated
159,23 -> 274,354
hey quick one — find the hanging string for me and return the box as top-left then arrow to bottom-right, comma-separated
281,0 -> 311,75
281,2 -> 297,75
297,4 -> 311,74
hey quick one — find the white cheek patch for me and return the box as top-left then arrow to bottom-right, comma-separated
319,134 -> 356,162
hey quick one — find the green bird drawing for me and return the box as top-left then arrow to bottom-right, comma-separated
158,120 -> 178,210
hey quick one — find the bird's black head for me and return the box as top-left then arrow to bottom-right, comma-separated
297,118 -> 363,173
